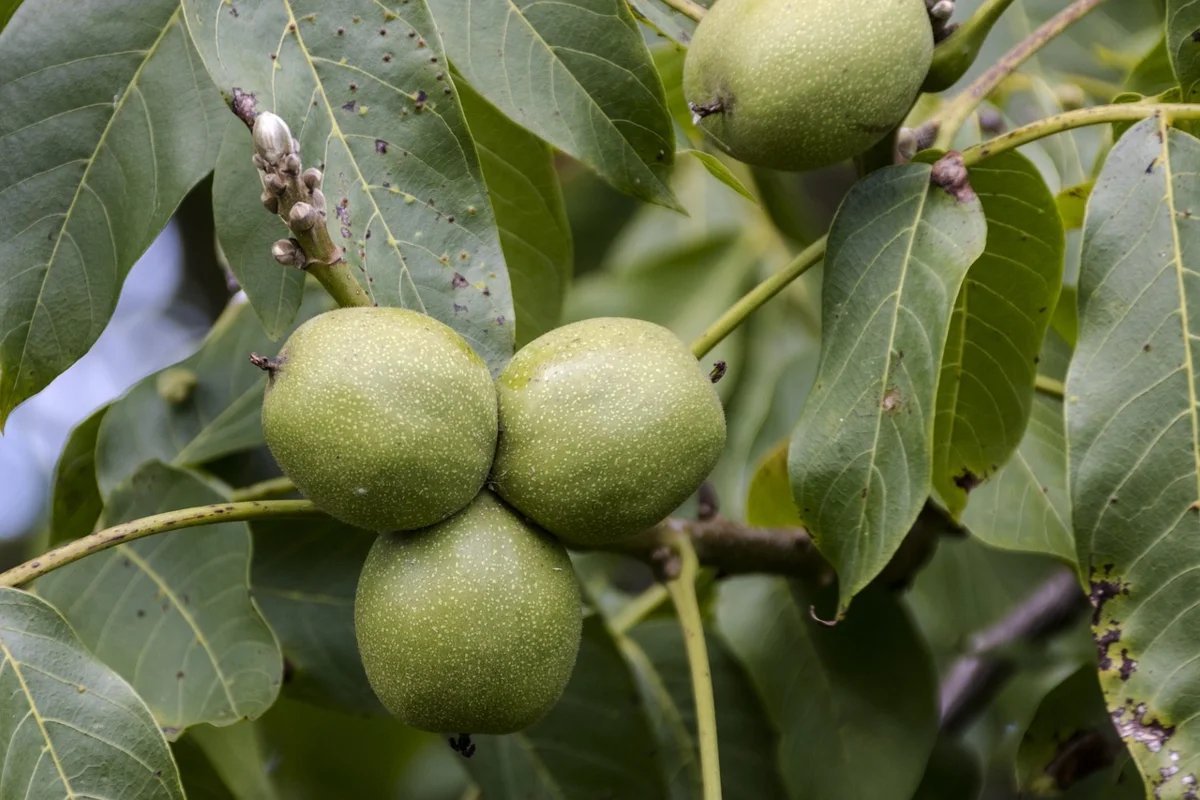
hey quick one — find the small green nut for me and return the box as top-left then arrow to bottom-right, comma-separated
683,0 -> 934,171
355,491 -> 582,734
259,307 -> 497,532
156,368 -> 198,406
492,317 -> 726,546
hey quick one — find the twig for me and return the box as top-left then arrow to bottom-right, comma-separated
929,0 -> 1109,149
1035,374 -> 1065,400
659,0 -> 706,23
958,104 -> 1200,168
665,534 -> 722,800
0,501 -> 323,588
691,238 -> 826,359
229,476 -> 299,502
939,568 -> 1088,733
247,111 -> 372,309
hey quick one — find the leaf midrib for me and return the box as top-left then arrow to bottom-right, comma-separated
0,635 -> 77,798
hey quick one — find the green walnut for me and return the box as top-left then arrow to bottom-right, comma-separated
683,0 -> 934,171
258,307 -> 497,532
354,491 -> 582,733
492,317 -> 726,546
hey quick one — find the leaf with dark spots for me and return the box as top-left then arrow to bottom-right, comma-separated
953,469 -> 981,493
182,0 -> 515,371
374,138 -> 388,153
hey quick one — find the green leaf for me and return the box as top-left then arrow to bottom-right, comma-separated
680,150 -> 757,204
961,396 -> 1073,562
250,517 -> 382,714
35,462 -> 282,737
257,697 -> 446,799
1168,0 -> 1200,103
745,441 -> 802,527
1056,181 -> 1094,231
0,0 -> 225,426
181,0 -> 515,371
1068,116 -> 1200,796
212,119 -> 306,340
48,405 -> 107,545
0,587 -> 184,800
1126,36 -> 1176,97
95,291 -> 330,497
788,164 -> 987,613
617,633 -> 700,800
183,723 -> 279,800
430,0 -> 679,209
933,151 -> 1065,516
464,615 -> 668,798
717,577 -> 938,800
0,0 -> 19,32
1017,666 -> 1139,799
628,618 -> 788,800
457,77 -> 572,348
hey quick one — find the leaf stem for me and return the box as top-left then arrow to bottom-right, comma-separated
610,583 -> 671,634
690,237 -> 826,359
229,476 -> 298,502
929,0 -> 1109,149
658,0 -> 706,23
665,534 -> 721,800
1035,374 -> 1065,400
0,500 -> 322,588
959,104 -> 1200,168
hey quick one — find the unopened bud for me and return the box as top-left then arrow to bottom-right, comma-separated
302,168 -> 323,189
289,202 -> 318,231
156,367 -> 199,405
310,187 -> 327,214
252,112 -> 295,165
272,238 -> 306,268
929,0 -> 954,21
281,153 -> 301,177
264,173 -> 287,195
261,190 -> 279,215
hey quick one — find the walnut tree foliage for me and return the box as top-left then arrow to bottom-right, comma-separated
0,0 -> 1197,798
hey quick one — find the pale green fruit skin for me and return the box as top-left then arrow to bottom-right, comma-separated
492,317 -> 726,546
354,491 -> 582,733
683,0 -> 934,171
262,307 -> 497,532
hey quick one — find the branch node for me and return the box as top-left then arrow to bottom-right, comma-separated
931,151 -> 976,203
249,353 -> 280,375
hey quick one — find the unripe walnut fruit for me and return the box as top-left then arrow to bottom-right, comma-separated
683,0 -> 934,171
259,307 -> 497,532
354,491 -> 582,733
492,317 -> 726,546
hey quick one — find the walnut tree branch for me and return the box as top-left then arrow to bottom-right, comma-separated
245,108 -> 372,309
939,567 -> 1088,734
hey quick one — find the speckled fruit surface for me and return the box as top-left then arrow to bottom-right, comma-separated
683,0 -> 933,171
354,491 -> 582,734
492,317 -> 726,546
261,307 -> 497,532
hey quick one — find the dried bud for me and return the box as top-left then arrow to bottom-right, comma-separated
261,189 -> 280,215
289,202 -> 319,231
252,112 -> 295,166
929,0 -> 954,21
302,168 -> 323,189
264,173 -> 287,195
272,238 -> 307,268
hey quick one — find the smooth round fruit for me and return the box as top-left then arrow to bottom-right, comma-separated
683,0 -> 934,171
492,317 -> 726,546
261,307 -> 497,532
354,491 -> 582,734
